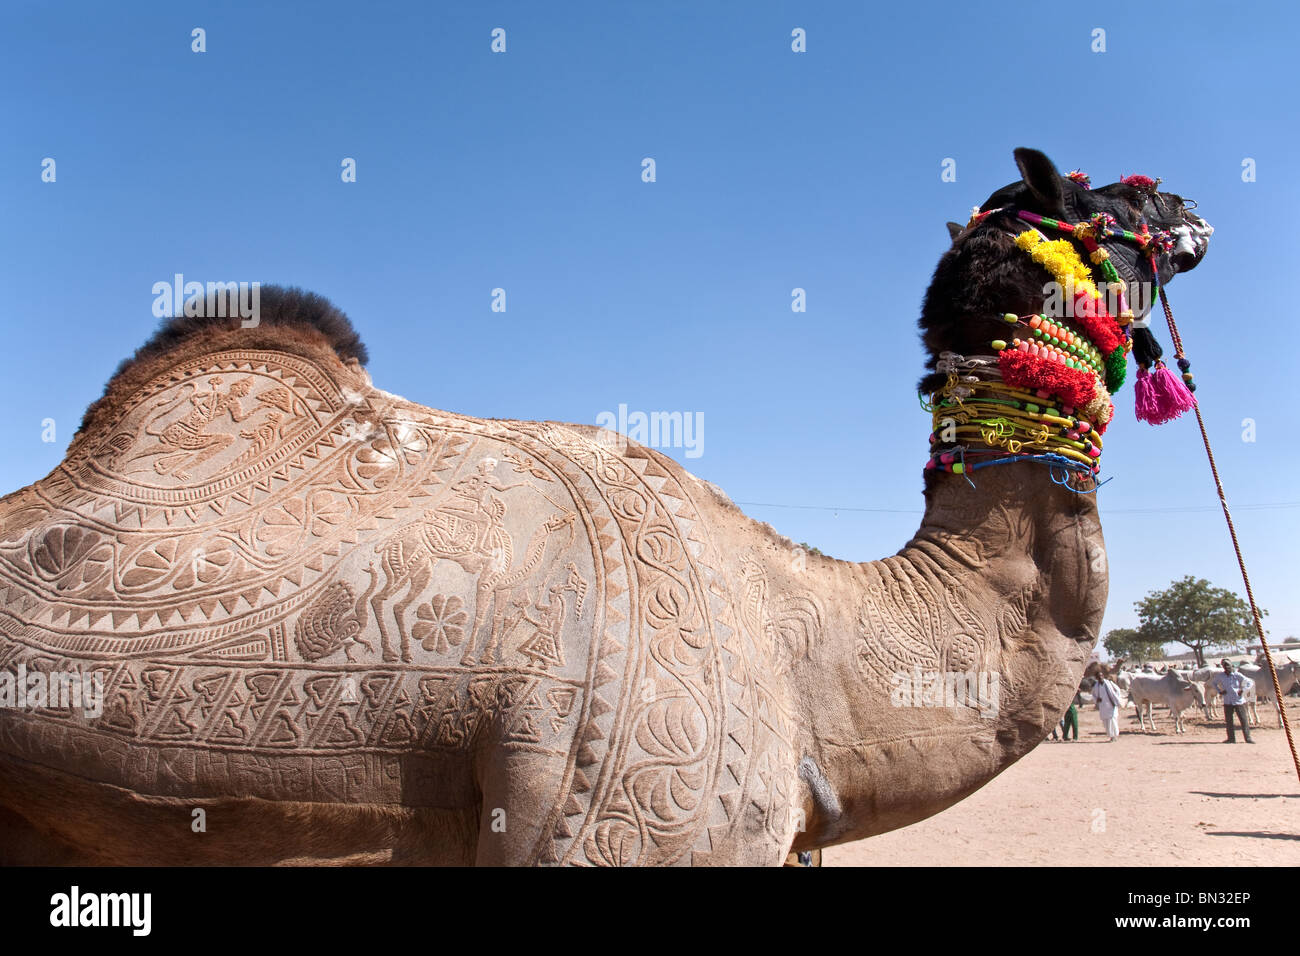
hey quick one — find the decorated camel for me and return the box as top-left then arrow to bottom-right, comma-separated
0,149 -> 1210,865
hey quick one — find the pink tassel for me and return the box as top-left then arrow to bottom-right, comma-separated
1134,366 -> 1160,422
1134,363 -> 1196,425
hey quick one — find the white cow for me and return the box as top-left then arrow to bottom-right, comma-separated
1115,671 -> 1134,704
1192,666 -> 1221,716
1128,671 -> 1208,733
1239,661 -> 1300,728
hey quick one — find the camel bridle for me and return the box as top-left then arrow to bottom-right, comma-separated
957,184 -> 1300,786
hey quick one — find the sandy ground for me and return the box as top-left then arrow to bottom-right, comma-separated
825,700 -> 1300,866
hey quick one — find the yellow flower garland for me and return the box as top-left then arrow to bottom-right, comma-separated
1013,231 -> 1102,302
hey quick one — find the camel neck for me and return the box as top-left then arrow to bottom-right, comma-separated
789,463 -> 1106,849
907,463 -> 1101,580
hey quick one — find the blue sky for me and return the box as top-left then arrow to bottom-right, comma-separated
1,1 -> 1294,651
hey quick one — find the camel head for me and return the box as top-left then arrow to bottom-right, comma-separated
919,147 -> 1211,398
1084,657 -> 1125,683
987,149 -> 1211,289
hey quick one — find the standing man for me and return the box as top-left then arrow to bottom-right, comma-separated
1094,672 -> 1122,742
1061,688 -> 1081,741
1210,659 -> 1255,744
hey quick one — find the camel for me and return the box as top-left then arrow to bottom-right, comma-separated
0,148 -> 1211,865
368,477 -> 578,666
1084,656 -> 1127,683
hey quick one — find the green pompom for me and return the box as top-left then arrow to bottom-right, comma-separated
1104,349 -> 1127,394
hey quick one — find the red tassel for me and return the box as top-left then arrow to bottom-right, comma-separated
1134,362 -> 1196,425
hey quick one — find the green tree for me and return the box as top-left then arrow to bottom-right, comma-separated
1134,576 -> 1263,668
1102,626 -> 1162,664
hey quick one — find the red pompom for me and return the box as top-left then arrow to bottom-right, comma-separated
1070,293 -> 1124,356
1121,174 -> 1160,192
998,350 -> 1099,410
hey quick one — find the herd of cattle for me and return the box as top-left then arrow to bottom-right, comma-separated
1080,656 -> 1300,734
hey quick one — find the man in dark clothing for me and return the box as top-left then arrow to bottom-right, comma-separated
1061,690 -> 1081,741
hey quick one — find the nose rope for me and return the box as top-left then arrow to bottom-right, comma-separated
1157,286 -> 1300,784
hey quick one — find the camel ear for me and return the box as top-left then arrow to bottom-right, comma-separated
946,221 -> 963,242
1014,147 -> 1066,215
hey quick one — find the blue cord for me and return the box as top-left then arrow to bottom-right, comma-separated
960,452 -> 1110,494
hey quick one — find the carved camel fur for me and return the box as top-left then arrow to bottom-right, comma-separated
0,148 -> 1210,865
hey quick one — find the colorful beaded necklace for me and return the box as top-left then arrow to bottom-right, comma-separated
928,377 -> 1103,470
925,372 -> 1103,483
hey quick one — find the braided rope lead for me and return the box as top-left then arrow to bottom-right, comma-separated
1159,288 -> 1300,783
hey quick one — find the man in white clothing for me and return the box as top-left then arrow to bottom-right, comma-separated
1094,673 -> 1122,741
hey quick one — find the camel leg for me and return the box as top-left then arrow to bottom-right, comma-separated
480,592 -> 515,665
371,560 -> 402,663
472,749 -> 572,866
371,590 -> 395,662
391,566 -> 432,663
461,581 -> 496,666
